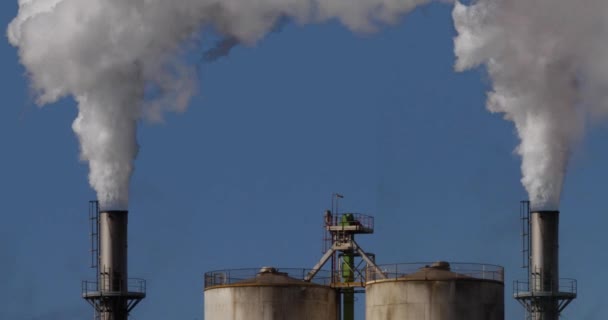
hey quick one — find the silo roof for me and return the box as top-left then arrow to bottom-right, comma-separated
398,267 -> 475,281
366,261 -> 504,285
237,271 -> 310,285
204,267 -> 333,290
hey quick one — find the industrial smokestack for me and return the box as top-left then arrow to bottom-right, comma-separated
99,211 -> 128,293
98,211 -> 129,320
83,204 -> 145,320
514,203 -> 576,320
529,210 -> 560,319
452,1 -> 598,314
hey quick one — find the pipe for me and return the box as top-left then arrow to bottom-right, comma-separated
342,252 -> 354,320
340,214 -> 355,320
342,289 -> 354,320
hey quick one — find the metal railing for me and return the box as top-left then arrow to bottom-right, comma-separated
204,268 -> 333,288
513,278 -> 577,295
328,213 -> 374,230
82,278 -> 147,294
331,258 -> 371,285
366,262 -> 504,283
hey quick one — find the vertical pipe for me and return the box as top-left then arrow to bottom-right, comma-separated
99,210 -> 129,320
341,214 -> 355,320
342,289 -> 354,320
530,210 -> 559,320
342,252 -> 355,320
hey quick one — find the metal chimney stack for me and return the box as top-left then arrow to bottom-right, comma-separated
83,202 -> 146,320
514,202 -> 576,320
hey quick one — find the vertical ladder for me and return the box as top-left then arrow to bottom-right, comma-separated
520,200 -> 531,273
88,200 -> 101,320
89,201 -> 100,275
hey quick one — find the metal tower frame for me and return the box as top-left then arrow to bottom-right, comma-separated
305,194 -> 386,320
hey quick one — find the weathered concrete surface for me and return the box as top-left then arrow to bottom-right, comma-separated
366,269 -> 504,320
205,273 -> 338,320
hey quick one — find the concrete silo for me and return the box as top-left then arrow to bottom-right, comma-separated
204,267 -> 338,320
366,261 -> 504,320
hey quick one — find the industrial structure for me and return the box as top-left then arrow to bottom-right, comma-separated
305,193 -> 385,320
203,195 -> 506,320
82,201 -> 146,320
75,196 -> 582,319
205,267 -> 338,320
514,201 -> 577,320
366,261 -> 504,320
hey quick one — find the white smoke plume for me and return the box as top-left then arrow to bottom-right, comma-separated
8,0 -> 432,210
452,0 -> 608,210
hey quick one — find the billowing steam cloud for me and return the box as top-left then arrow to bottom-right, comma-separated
9,0 -> 432,210
453,0 -> 608,210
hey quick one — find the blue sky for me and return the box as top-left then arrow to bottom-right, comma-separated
1,2 -> 607,319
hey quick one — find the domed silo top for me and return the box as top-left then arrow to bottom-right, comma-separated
366,262 -> 505,320
204,267 -> 332,290
237,267 -> 310,286
367,261 -> 504,284
399,261 -> 475,281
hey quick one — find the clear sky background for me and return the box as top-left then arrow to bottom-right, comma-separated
1,2 -> 607,320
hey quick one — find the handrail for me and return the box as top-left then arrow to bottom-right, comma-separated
204,268 -> 333,288
366,262 -> 504,283
513,278 -> 577,295
328,213 -> 374,230
82,278 -> 146,294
